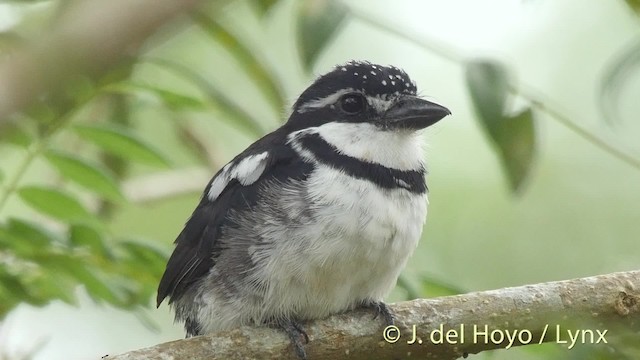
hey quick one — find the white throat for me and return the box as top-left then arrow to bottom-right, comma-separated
314,122 -> 425,171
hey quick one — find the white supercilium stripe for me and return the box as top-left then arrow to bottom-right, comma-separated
296,89 -> 353,113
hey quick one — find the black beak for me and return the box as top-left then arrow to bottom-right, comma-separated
383,96 -> 451,130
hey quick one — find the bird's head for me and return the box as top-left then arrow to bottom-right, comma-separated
288,61 -> 450,132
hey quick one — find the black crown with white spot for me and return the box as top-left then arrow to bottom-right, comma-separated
293,61 -> 417,110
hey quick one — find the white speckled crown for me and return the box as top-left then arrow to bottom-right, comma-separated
294,61 -> 417,110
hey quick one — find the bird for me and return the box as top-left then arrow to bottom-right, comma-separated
156,60 -> 450,359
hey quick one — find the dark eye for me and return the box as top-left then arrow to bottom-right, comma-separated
339,93 -> 366,114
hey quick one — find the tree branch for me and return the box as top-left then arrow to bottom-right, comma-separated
0,0 -> 205,124
105,270 -> 640,359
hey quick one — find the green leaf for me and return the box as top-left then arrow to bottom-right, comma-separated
96,56 -> 137,88
26,270 -> 78,306
69,224 -> 111,259
118,240 -> 167,275
496,109 -> 536,191
42,254 -> 125,305
626,0 -> 640,15
250,0 -> 281,18
465,60 -> 510,138
45,150 -> 125,201
105,82 -> 206,112
0,219 -> 56,258
297,0 -> 348,71
72,124 -> 170,167
192,12 -> 286,114
598,36 -> 640,125
466,59 -> 536,192
175,121 -> 213,165
0,122 -> 33,147
6,218 -> 57,247
0,268 -> 35,316
18,186 -> 92,222
81,275 -> 130,306
421,275 -> 465,298
117,240 -> 168,288
147,58 -> 266,136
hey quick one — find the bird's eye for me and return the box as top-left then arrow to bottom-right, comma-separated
339,93 -> 366,114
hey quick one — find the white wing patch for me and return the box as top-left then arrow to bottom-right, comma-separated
207,152 -> 270,201
208,164 -> 232,202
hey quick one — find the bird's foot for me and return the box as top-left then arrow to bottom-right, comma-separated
360,300 -> 395,326
274,318 -> 309,360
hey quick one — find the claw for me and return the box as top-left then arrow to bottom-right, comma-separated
361,300 -> 395,326
276,318 -> 309,360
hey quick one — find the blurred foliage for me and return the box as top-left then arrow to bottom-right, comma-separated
297,0 -> 348,71
599,0 -> 639,125
249,0 -> 280,18
595,0 -> 640,127
0,0 -> 638,359
0,0 -> 327,321
72,124 -> 171,168
192,11 -> 287,114
145,58 -> 266,136
626,0 -> 640,15
599,36 -> 640,125
419,275 -> 465,298
466,60 -> 536,192
0,218 -> 166,316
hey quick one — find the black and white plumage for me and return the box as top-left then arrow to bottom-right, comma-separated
157,60 -> 450,358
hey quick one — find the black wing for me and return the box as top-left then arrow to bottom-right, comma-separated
156,130 -> 309,306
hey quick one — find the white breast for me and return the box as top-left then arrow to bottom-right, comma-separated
260,166 -> 427,320
196,123 -> 430,331
260,123 -> 428,320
